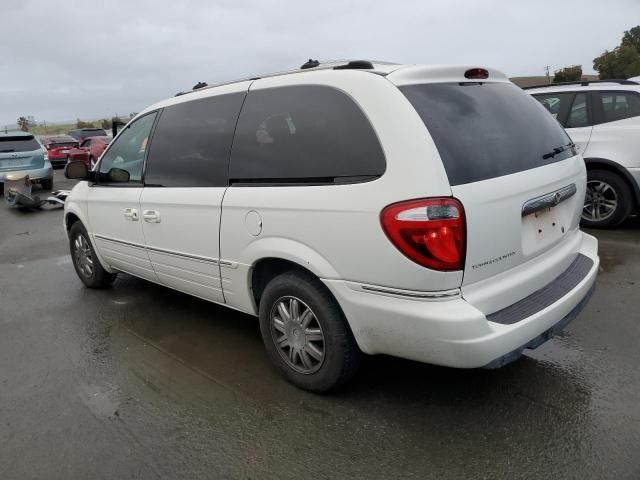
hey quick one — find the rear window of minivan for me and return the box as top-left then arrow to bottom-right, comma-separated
0,136 -> 41,153
400,82 -> 575,186
229,85 -> 385,183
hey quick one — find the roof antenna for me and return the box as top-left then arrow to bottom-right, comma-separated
301,59 -> 320,69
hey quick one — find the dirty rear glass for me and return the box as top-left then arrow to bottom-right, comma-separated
0,136 -> 41,153
400,82 -> 574,186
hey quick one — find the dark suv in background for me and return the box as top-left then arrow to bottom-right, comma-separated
67,128 -> 108,143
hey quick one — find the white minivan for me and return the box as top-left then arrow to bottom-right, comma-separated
64,61 -> 599,391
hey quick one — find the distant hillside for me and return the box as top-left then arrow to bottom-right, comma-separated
510,75 -> 599,88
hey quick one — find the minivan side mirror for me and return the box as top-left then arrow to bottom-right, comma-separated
65,160 -> 89,180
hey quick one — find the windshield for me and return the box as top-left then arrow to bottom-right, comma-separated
400,82 -> 575,186
0,136 -> 41,153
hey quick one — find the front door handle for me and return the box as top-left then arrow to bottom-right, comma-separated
143,210 -> 161,223
123,208 -> 139,221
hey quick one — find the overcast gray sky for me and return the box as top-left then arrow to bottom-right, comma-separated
1,0 -> 638,126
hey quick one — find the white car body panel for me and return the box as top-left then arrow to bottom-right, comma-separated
140,187 -> 225,303
582,114 -> 640,169
87,187 -> 156,281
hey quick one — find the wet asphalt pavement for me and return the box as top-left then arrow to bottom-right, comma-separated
1,170 -> 639,479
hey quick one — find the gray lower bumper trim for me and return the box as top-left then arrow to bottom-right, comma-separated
487,253 -> 594,325
483,284 -> 595,369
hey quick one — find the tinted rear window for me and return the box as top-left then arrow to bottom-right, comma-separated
145,93 -> 245,187
400,82 -> 574,186
0,136 -> 41,152
598,91 -> 640,123
47,136 -> 76,145
229,85 -> 385,183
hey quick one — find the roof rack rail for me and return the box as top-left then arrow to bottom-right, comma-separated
333,60 -> 374,70
300,59 -> 375,70
301,59 -> 320,69
522,79 -> 640,90
173,60 -> 393,98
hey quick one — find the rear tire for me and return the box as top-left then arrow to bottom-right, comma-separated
40,178 -> 53,191
69,222 -> 116,289
581,169 -> 633,229
258,270 -> 362,392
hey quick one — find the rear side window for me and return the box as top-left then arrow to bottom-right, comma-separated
229,85 -> 385,183
598,92 -> 640,123
145,93 -> 245,187
566,93 -> 589,128
533,92 -> 574,121
401,83 -> 574,186
0,136 -> 41,152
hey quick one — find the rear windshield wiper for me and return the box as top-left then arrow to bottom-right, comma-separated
0,149 -> 16,153
542,142 -> 575,160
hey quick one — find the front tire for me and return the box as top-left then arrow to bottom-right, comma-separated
69,222 -> 116,289
258,270 -> 362,392
581,169 -> 633,228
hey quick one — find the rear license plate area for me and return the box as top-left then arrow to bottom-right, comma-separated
522,207 -> 567,255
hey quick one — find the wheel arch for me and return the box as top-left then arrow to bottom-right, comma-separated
65,212 -> 81,232
584,157 -> 640,207
250,257 -> 319,311
64,206 -> 115,274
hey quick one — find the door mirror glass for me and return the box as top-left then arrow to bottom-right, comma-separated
107,167 -> 130,183
65,160 -> 88,179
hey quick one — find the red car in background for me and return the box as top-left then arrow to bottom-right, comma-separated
67,136 -> 111,169
40,135 -> 79,168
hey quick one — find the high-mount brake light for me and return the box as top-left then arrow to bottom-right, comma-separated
381,198 -> 466,271
464,68 -> 489,80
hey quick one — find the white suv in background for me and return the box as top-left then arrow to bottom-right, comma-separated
527,80 -> 640,228
64,61 -> 599,391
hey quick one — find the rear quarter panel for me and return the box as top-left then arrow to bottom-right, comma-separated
585,116 -> 640,169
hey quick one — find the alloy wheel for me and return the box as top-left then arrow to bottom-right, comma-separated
583,180 -> 618,222
73,234 -> 94,278
270,296 -> 325,374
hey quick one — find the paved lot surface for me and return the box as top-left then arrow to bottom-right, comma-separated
1,170 -> 639,479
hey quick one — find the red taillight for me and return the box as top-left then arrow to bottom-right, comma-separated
464,68 -> 489,79
381,198 -> 466,271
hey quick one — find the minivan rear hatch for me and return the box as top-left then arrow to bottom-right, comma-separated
397,77 -> 585,312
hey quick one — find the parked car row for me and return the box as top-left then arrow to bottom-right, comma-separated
0,128 -> 111,193
64,60 -> 599,391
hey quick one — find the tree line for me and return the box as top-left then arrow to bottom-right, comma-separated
553,25 -> 640,83
15,115 -> 136,132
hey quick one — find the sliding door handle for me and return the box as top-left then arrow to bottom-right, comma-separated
143,210 -> 161,223
123,208 -> 139,221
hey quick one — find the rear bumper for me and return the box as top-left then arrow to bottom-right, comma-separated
323,231 -> 598,368
0,163 -> 53,183
49,156 -> 68,166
